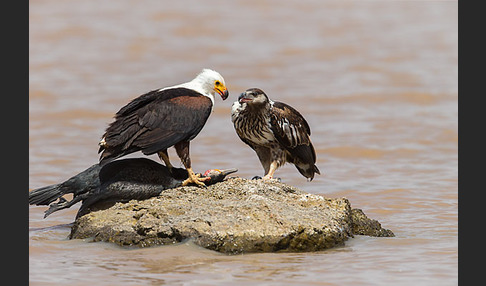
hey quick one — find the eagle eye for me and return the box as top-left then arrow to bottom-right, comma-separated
215,81 -> 221,86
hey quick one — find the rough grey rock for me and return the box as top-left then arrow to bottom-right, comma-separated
70,177 -> 394,253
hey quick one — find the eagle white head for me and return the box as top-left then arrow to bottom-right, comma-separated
184,69 -> 229,103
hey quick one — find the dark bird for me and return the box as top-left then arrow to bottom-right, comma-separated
98,69 -> 229,187
28,164 -> 101,207
29,158 -> 238,218
231,88 -> 320,181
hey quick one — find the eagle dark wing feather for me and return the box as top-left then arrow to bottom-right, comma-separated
99,88 -> 212,163
115,89 -> 162,117
270,101 -> 320,180
270,102 -> 312,148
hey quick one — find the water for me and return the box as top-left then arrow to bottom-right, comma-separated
29,0 -> 458,285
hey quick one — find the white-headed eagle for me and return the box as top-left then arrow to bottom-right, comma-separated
98,69 -> 229,187
231,88 -> 320,181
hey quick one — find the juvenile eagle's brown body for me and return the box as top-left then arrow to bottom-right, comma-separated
231,88 -> 320,181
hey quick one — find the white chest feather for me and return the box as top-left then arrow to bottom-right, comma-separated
231,101 -> 275,145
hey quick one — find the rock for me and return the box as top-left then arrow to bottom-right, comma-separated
350,208 -> 395,237
70,177 -> 394,253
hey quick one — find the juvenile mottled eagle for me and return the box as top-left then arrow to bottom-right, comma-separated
231,88 -> 320,181
98,69 -> 229,187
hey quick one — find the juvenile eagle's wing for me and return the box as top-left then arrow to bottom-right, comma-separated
270,101 -> 320,179
270,102 -> 312,148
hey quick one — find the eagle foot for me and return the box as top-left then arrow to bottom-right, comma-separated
181,172 -> 210,188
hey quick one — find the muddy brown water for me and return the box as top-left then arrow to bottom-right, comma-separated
29,1 -> 457,285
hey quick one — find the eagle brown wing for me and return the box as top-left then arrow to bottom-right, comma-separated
270,101 -> 320,179
270,102 -> 312,148
99,87 -> 212,164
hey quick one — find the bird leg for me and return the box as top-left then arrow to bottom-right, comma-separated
175,141 -> 209,187
157,150 -> 174,170
262,161 -> 279,180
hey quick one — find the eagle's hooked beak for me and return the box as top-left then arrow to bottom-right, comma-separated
238,92 -> 253,103
216,86 -> 229,100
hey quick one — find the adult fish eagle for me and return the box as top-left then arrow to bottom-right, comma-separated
98,69 -> 229,187
231,88 -> 320,181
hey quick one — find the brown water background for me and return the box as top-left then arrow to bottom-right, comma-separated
29,0 -> 458,285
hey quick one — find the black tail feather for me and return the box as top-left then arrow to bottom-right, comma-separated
29,163 -> 101,207
28,184 -> 63,206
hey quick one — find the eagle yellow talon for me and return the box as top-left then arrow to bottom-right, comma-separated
182,168 -> 209,187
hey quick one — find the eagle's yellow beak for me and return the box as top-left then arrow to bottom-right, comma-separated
217,86 -> 229,100
215,82 -> 229,100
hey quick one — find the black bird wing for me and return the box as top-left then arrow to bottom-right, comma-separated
99,87 -> 213,163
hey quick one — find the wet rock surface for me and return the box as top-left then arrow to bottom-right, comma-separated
70,178 -> 394,253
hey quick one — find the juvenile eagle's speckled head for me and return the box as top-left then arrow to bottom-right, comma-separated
192,69 -> 229,101
238,88 -> 270,106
